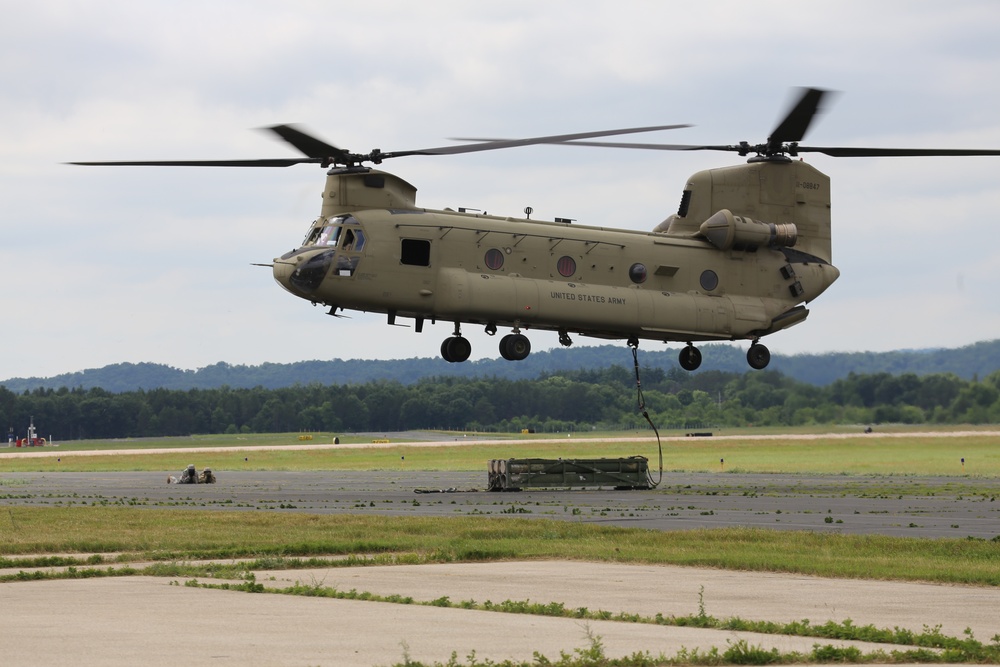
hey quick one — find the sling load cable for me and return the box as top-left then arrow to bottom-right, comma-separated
628,338 -> 663,488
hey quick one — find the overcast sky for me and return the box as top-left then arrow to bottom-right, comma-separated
3,0 -> 1000,380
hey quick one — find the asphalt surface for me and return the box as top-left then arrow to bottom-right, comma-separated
3,469 -> 999,538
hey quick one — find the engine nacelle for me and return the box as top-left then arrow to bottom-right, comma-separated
699,209 -> 797,252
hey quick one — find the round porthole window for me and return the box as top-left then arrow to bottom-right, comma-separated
629,263 -> 648,284
557,256 -> 576,278
484,248 -> 504,270
700,269 -> 719,291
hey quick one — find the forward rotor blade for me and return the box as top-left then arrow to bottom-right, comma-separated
450,137 -> 736,152
73,124 -> 693,168
71,125 -> 350,168
68,158 -> 324,167
384,124 -> 692,159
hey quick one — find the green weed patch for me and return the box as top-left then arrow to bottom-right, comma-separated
4,509 -> 1000,585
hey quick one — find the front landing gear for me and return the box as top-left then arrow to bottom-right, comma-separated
746,341 -> 770,370
679,344 -> 702,371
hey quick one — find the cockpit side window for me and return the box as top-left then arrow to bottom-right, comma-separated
340,228 -> 367,252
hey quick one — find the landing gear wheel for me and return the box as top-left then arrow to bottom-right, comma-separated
440,336 -> 472,363
747,343 -> 770,370
678,345 -> 702,371
499,333 -> 531,361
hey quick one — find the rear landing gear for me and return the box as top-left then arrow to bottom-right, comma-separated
678,344 -> 702,371
675,340 -> 771,371
747,341 -> 770,370
499,333 -> 531,361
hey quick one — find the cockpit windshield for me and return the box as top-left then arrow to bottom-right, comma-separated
317,224 -> 341,246
304,214 -> 364,249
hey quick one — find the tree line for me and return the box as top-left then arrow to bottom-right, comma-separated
3,367 -> 1000,441
5,340 -> 1000,394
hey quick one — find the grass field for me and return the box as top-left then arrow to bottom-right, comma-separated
2,428 -> 999,586
3,428 -> 1000,476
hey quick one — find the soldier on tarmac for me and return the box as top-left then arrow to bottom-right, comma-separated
167,464 -> 216,484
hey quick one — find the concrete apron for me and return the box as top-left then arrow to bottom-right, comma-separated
3,560 -> 996,666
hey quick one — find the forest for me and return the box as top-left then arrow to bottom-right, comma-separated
4,366 -> 1000,441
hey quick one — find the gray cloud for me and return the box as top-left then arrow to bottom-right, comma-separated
3,0 -> 1000,377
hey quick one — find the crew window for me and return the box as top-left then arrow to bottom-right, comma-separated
401,239 -> 431,266
342,228 -> 366,252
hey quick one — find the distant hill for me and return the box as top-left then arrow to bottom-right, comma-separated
3,340 -> 999,393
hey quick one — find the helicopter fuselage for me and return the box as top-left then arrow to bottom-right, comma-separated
272,161 -> 840,367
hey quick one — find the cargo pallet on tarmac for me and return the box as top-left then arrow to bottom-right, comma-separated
487,456 -> 650,491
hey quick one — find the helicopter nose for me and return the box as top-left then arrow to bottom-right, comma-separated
272,258 -> 294,292
273,248 -> 334,295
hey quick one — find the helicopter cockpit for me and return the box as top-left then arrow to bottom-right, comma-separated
280,214 -> 367,294
305,215 -> 367,252
302,214 -> 366,276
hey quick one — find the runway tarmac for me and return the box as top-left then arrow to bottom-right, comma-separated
3,469 -> 999,538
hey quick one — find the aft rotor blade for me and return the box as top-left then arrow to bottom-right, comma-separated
766,87 -> 832,153
264,124 -> 350,160
382,124 -> 692,159
458,138 -> 1000,159
796,146 -> 1000,157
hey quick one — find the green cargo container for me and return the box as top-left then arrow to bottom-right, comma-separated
487,456 -> 650,491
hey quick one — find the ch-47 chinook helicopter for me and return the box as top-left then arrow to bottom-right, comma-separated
72,88 -> 1000,371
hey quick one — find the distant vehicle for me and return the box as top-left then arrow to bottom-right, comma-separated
15,418 -> 46,446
